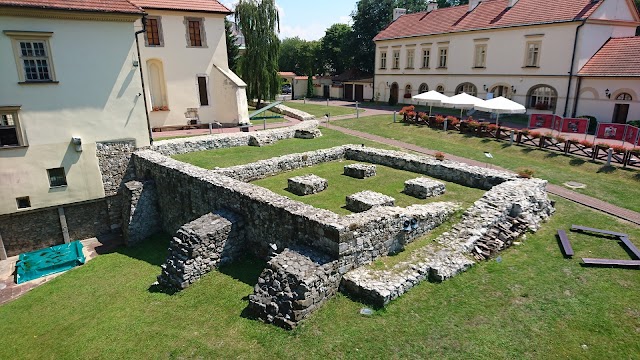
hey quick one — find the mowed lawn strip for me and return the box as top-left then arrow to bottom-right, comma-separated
334,115 -> 640,213
253,160 -> 484,215
172,128 -> 396,169
284,101 -> 362,118
0,198 -> 638,359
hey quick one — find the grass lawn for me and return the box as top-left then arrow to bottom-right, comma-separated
253,160 -> 485,215
0,198 -> 638,359
334,115 -> 640,213
172,128 -> 396,169
284,101 -> 363,118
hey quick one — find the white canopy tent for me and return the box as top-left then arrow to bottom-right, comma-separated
412,90 -> 450,116
441,92 -> 486,118
474,96 -> 526,126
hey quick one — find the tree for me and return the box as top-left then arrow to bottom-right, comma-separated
350,0 -> 395,73
306,75 -> 314,98
224,18 -> 240,73
320,24 -> 353,75
279,37 -> 307,74
235,0 -> 280,106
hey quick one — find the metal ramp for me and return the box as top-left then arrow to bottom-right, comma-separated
249,101 -> 284,120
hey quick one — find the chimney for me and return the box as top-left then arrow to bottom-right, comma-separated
427,1 -> 438,12
507,0 -> 519,7
469,0 -> 482,12
393,8 -> 407,21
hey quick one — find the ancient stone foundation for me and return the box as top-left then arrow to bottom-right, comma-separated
248,247 -> 340,329
295,128 -> 322,139
157,211 -> 245,291
346,191 -> 395,213
122,180 -> 160,246
344,163 -> 377,179
287,175 -> 328,196
404,178 -> 446,199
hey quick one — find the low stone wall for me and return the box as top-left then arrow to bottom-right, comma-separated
122,180 -> 161,246
248,246 -> 340,329
96,140 -> 137,197
157,211 -> 245,291
152,120 -> 320,157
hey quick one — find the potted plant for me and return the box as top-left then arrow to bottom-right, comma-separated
517,168 -> 535,179
434,151 -> 445,161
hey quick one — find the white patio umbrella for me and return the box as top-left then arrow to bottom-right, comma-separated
441,92 -> 486,118
474,96 -> 526,127
412,90 -> 450,116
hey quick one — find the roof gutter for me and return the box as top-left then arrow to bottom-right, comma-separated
563,19 -> 587,117
134,15 -> 153,146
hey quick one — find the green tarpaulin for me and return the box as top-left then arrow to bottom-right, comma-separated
15,241 -> 85,284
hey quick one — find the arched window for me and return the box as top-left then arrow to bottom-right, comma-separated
527,85 -> 557,111
455,82 -> 477,96
418,83 -> 428,94
436,85 -> 445,94
404,84 -> 412,97
491,85 -> 510,99
616,93 -> 633,101
147,59 -> 168,109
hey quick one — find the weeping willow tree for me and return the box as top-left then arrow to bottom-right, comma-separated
235,0 -> 280,106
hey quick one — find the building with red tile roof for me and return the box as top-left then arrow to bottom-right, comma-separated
373,0 -> 640,124
129,0 -> 231,14
0,0 -> 143,14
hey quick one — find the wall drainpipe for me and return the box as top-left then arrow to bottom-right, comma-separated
571,76 -> 583,118
563,19 -> 587,117
134,15 -> 153,146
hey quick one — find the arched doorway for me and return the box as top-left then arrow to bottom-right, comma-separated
455,82 -> 477,96
527,84 -> 557,111
613,92 -> 633,124
390,82 -> 399,105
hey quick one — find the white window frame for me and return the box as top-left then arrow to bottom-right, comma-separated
438,47 -> 448,68
5,31 -> 56,83
474,44 -> 487,68
0,106 -> 27,148
392,50 -> 400,69
380,52 -> 387,69
525,41 -> 541,67
406,49 -> 415,69
422,49 -> 430,69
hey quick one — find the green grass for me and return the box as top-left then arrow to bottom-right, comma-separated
334,115 -> 640,213
173,128 -> 396,169
253,160 -> 484,215
1,198 -> 639,359
284,101 -> 362,118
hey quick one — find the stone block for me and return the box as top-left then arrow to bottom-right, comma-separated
404,177 -> 446,199
295,128 -> 322,139
287,174 -> 328,196
344,163 -> 376,179
346,191 -> 395,213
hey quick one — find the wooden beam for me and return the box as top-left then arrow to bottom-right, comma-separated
557,230 -> 574,257
582,258 -> 640,267
620,237 -> 640,260
570,225 -> 628,238
58,207 -> 70,244
0,232 -> 7,260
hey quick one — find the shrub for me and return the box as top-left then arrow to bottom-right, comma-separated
517,168 -> 535,178
568,138 -> 580,144
596,143 -> 610,149
488,124 -> 499,131
579,139 -> 594,148
434,151 -> 445,161
543,132 -> 553,138
555,135 -> 566,143
398,105 -> 415,115
418,112 -> 428,120
611,145 -> 627,154
466,120 -> 481,128
628,120 -> 640,128
434,115 -> 445,124
406,111 -> 417,118
578,115 -> 598,134
631,148 -> 640,156
519,129 -> 530,135
529,131 -> 542,139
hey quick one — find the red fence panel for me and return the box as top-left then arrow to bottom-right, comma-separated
595,123 -> 627,141
529,114 -> 557,130
624,125 -> 640,146
561,118 -> 589,135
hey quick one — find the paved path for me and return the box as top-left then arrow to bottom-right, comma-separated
324,122 -> 640,225
152,118 -> 301,140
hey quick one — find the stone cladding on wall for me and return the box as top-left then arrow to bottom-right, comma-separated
122,180 -> 161,246
248,246 -> 340,329
96,140 -> 137,197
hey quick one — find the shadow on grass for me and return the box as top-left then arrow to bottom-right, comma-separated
597,165 -> 617,174
520,147 -> 536,154
569,158 -> 586,166
219,257 -> 266,287
633,173 -> 640,182
116,232 -> 169,267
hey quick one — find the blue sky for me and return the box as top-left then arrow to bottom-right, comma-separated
222,1 -> 358,40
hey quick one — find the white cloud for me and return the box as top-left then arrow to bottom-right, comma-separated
279,23 -> 326,41
338,15 -> 352,25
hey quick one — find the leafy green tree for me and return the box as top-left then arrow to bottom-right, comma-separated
320,24 -> 353,75
306,75 -> 314,98
350,0 -> 395,73
235,0 -> 280,106
224,18 -> 240,73
279,37 -> 306,74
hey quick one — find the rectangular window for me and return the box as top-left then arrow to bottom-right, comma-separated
406,49 -> 414,69
380,52 -> 387,69
438,48 -> 448,68
392,50 -> 400,69
47,168 -> 67,188
16,197 -> 31,209
145,17 -> 164,47
526,42 -> 541,67
5,31 -> 56,83
0,108 -> 25,147
474,44 -> 487,68
197,76 -> 209,106
422,49 -> 430,68
186,18 -> 205,47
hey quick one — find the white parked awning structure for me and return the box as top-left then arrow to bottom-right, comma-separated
412,90 -> 450,116
474,96 -> 526,126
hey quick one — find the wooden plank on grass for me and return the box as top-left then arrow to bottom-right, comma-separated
582,258 -> 640,267
620,237 -> 640,260
570,225 -> 628,238
557,230 -> 574,257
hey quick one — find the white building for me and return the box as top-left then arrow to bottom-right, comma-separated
131,0 -> 250,129
374,0 -> 640,123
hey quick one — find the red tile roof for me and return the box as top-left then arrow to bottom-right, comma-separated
579,37 -> 640,76
278,72 -> 297,77
0,0 -> 143,14
375,0 -> 603,41
130,0 -> 231,14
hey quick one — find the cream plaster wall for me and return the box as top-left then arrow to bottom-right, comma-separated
0,15 -> 149,215
577,78 -> 640,122
138,10 -> 249,128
